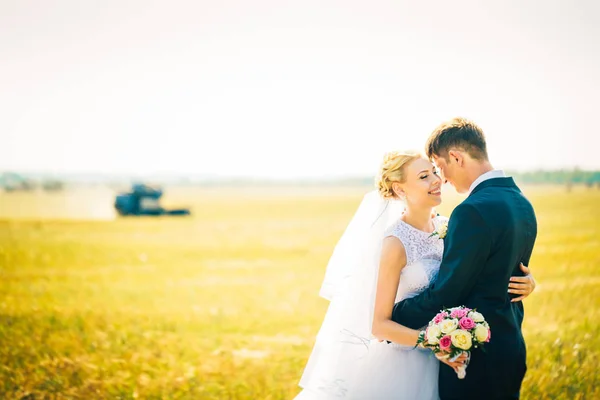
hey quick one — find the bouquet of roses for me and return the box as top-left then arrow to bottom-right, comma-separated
416,306 -> 491,379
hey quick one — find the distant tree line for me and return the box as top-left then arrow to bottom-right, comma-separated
0,172 -> 64,192
508,169 -> 600,186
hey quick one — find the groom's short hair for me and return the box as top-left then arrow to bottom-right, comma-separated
426,117 -> 489,161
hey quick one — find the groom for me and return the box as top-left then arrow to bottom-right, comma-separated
392,117 -> 537,400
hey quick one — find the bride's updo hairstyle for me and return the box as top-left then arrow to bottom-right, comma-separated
376,151 -> 422,200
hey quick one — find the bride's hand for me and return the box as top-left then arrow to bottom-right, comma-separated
508,263 -> 536,302
435,352 -> 468,373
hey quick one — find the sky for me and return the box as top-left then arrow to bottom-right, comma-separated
1,0 -> 599,179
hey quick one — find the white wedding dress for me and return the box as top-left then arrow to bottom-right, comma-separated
296,215 -> 446,400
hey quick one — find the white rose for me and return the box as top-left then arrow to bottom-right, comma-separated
426,324 -> 442,344
468,311 -> 485,323
439,318 -> 459,334
438,223 -> 448,239
474,324 -> 490,343
450,329 -> 473,350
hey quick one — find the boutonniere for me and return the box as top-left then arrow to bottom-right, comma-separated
429,221 -> 448,239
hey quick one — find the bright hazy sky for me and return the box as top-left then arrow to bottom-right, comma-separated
1,1 -> 599,178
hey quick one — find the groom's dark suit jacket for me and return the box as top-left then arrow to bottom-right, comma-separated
392,177 -> 537,400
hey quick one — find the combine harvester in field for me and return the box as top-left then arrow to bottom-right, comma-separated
114,184 -> 191,216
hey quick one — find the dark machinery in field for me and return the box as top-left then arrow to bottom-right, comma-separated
114,184 -> 191,216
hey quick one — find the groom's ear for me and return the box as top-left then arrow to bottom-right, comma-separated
448,150 -> 464,167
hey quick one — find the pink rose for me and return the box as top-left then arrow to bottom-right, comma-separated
439,335 -> 452,351
450,308 -> 468,319
433,311 -> 448,324
487,328 -> 491,342
459,317 -> 476,330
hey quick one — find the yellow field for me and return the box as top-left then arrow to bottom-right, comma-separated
1,185 -> 599,399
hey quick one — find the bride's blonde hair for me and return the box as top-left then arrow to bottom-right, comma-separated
376,151 -> 423,199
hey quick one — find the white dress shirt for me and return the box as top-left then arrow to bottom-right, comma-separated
469,170 -> 506,193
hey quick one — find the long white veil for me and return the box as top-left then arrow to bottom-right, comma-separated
298,190 -> 404,396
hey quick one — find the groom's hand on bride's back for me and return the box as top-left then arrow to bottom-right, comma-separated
508,263 -> 536,302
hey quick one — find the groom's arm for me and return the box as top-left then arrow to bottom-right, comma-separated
391,203 -> 492,329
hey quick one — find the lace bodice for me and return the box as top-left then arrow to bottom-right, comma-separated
296,210 -> 445,399
385,216 -> 447,302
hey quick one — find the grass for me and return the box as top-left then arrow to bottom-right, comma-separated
0,185 -> 599,399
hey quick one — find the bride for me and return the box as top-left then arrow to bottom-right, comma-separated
295,151 -> 536,399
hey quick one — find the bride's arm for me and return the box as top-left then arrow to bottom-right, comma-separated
372,237 -> 469,370
371,237 -> 420,346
